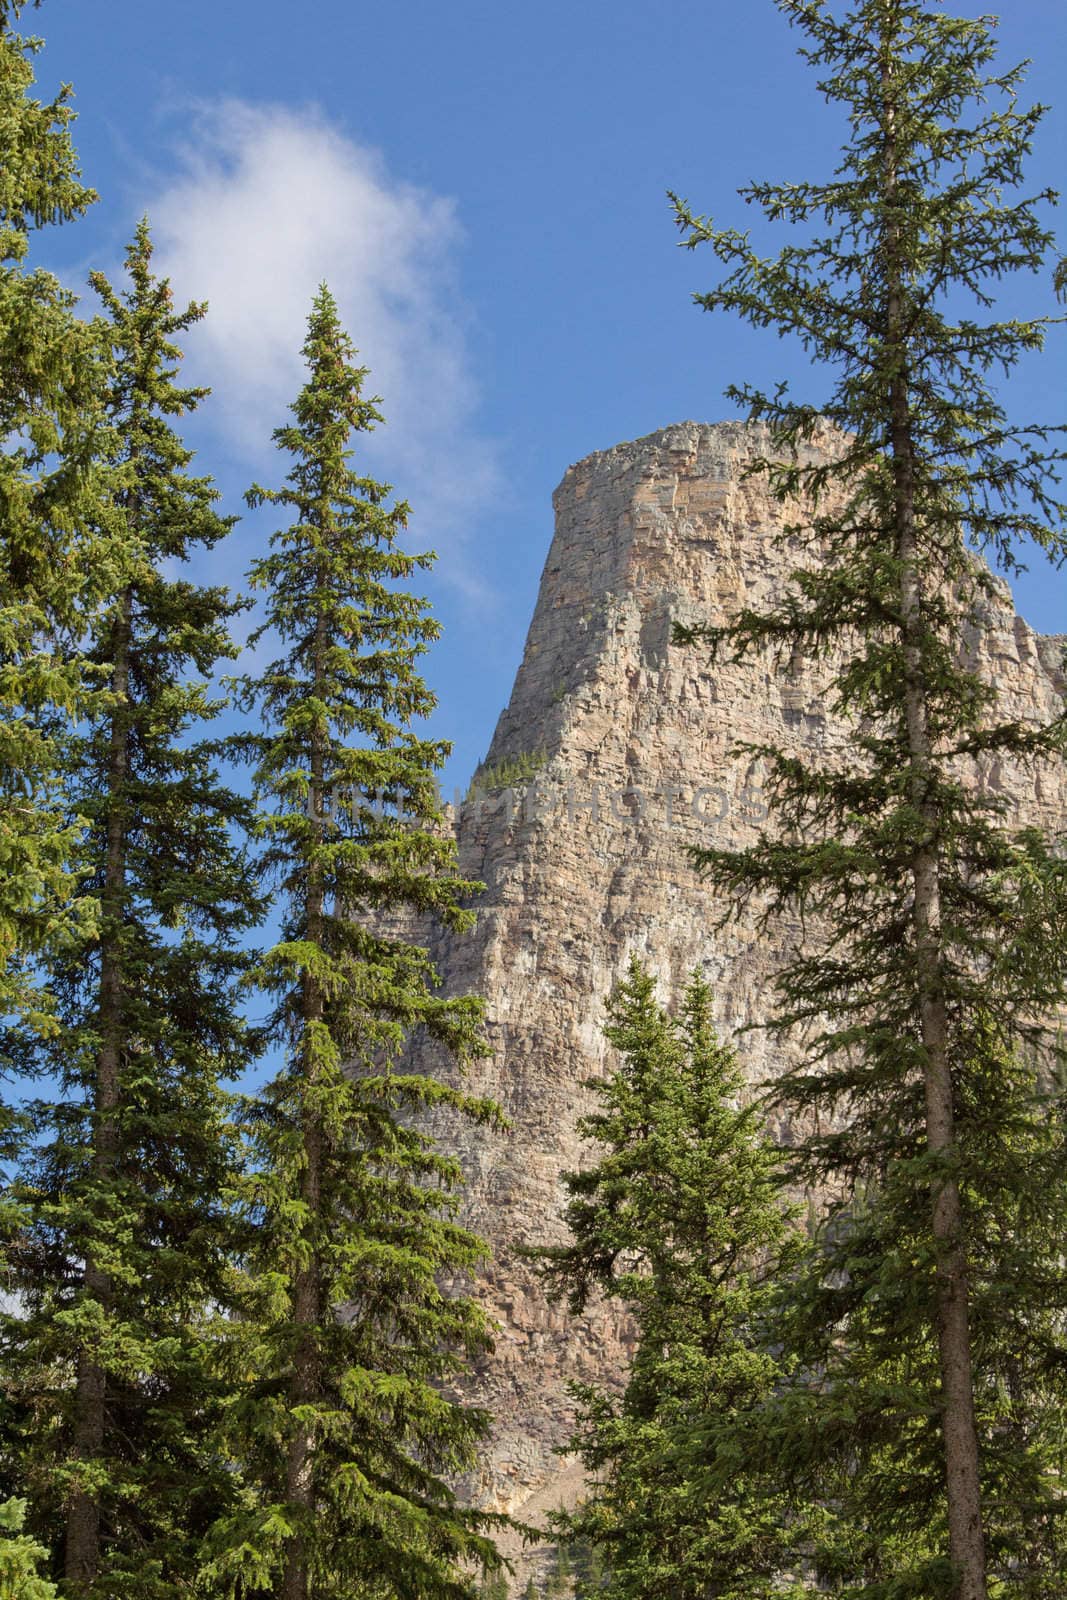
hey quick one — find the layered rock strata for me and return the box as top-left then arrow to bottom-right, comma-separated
417,422 -> 1066,1571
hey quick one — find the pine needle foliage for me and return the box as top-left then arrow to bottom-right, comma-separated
0,0 -> 115,1030
0,222 -> 260,1599
534,960 -> 810,1600
752,1032 -> 1067,1598
203,285 -> 506,1600
0,1497 -> 57,1600
671,4 -> 1067,1596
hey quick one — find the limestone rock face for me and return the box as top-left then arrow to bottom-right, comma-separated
418,423 -> 1066,1555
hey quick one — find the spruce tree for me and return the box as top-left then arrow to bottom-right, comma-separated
671,4 -> 1067,1595
0,0 -> 113,1028
0,222 -> 258,1598
0,1499 -> 57,1600
201,285 -> 505,1600
534,960 -> 808,1600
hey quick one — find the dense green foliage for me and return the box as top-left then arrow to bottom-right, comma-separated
535,961 -> 808,1600
0,1498 -> 57,1600
672,3 -> 1067,1595
200,287 -> 506,1600
0,0 -> 113,1030
758,1039 -> 1067,1595
0,223 -> 258,1598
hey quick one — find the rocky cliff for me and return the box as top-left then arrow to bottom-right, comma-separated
418,422 -> 1066,1573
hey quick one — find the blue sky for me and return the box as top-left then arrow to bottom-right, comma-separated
32,0 -> 1067,790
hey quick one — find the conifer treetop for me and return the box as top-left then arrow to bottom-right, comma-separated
534,959 -> 809,1600
2,219 -> 260,1599
671,0 -> 1066,576
204,289 -> 505,1600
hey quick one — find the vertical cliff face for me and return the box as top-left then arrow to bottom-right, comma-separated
419,422 -> 1066,1546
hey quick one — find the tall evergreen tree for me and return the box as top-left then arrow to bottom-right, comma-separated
201,285 -> 505,1600
671,4 -> 1067,1596
534,960 -> 809,1600
0,222 -> 259,1598
0,0 -> 114,1028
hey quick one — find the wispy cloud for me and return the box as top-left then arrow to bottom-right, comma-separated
148,100 -> 498,596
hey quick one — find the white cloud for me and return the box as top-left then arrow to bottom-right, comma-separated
149,100 -> 498,595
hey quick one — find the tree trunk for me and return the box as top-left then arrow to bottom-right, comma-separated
65,586 -> 133,1590
881,25 -> 987,1593
280,1103 -> 322,1600
281,605 -> 328,1600
899,540 -> 988,1600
